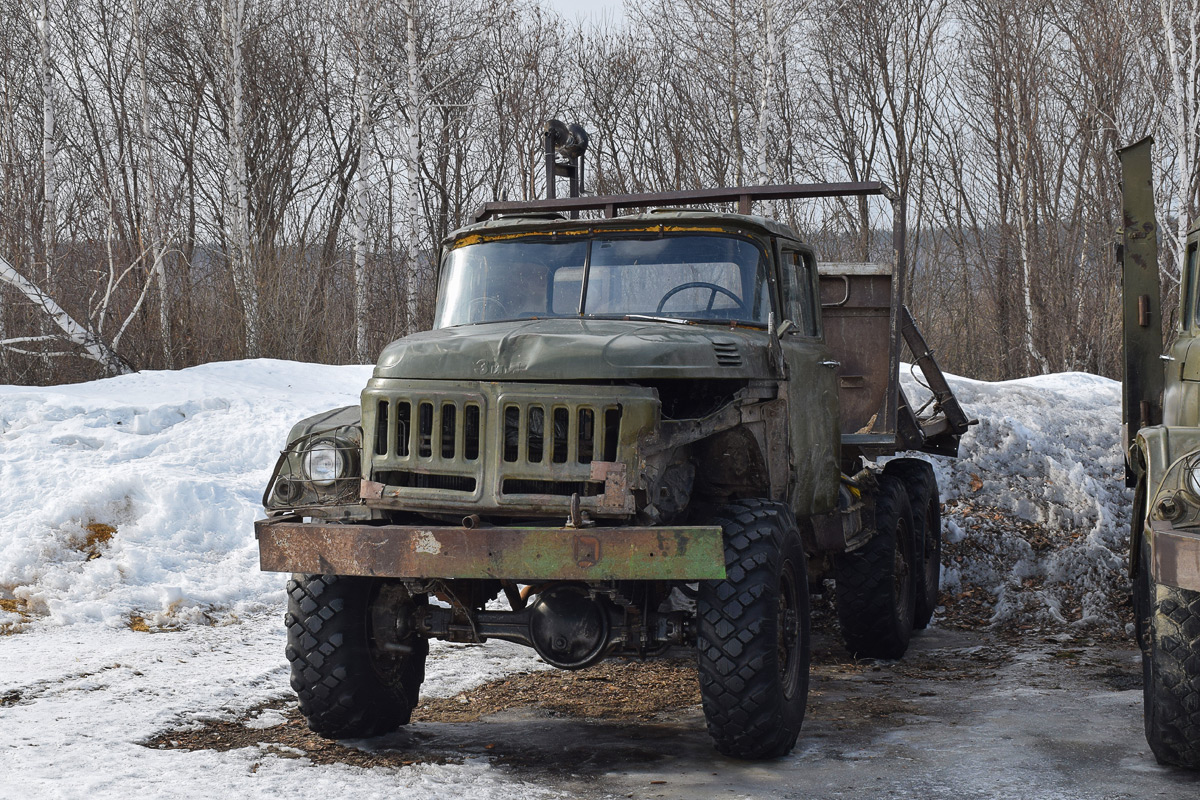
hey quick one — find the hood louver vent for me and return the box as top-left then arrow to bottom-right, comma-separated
712,340 -> 742,367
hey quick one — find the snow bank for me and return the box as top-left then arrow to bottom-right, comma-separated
901,367 -> 1130,632
0,359 -> 1132,636
0,360 -> 371,629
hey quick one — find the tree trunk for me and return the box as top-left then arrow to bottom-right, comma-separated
223,0 -> 260,357
404,0 -> 421,335
353,0 -> 372,362
0,253 -> 133,376
134,0 -> 173,369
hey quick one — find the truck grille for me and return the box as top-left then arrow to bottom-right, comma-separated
373,398 -> 482,461
361,380 -> 657,515
501,403 -> 621,465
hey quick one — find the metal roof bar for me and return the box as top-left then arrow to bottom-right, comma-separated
472,181 -> 897,223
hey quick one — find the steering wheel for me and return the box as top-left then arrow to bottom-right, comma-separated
656,282 -> 747,314
467,295 -> 507,321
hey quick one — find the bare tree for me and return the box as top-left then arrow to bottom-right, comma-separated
1125,0 -> 1200,281
220,0 -> 259,356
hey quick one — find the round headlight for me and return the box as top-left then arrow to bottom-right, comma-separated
303,441 -> 345,487
1186,458 -> 1200,498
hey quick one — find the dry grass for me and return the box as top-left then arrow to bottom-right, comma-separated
0,596 -> 31,635
80,522 -> 116,560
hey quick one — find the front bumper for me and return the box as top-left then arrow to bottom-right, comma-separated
1148,521 -> 1200,592
255,516 -> 726,581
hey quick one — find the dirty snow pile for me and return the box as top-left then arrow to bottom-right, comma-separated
902,368 -> 1131,633
0,360 -> 375,630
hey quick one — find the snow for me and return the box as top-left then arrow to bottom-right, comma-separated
0,359 -> 1133,796
900,366 -> 1130,631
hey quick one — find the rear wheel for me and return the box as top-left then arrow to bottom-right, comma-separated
884,458 -> 941,629
286,574 -> 428,739
834,474 -> 916,659
1137,532 -> 1200,769
697,499 -> 811,759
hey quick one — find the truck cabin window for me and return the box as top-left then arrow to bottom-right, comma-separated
434,235 -> 771,328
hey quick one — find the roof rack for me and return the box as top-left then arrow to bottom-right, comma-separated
472,181 -> 897,223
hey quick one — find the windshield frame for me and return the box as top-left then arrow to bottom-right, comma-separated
434,231 -> 777,329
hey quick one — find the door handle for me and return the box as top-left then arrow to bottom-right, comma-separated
820,360 -> 841,368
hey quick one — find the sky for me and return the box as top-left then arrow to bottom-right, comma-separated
541,0 -> 625,24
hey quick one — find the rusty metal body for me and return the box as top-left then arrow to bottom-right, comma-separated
257,516 -> 726,581
1122,138 -> 1200,593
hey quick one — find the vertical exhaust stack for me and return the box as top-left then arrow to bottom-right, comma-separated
544,120 -> 589,218
1118,137 -> 1165,484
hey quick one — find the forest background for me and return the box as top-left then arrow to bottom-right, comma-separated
0,0 -> 1196,385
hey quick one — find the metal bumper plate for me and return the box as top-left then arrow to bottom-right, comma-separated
256,518 -> 727,581
1150,521 -> 1200,591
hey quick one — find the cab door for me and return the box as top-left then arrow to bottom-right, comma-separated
777,246 -> 840,514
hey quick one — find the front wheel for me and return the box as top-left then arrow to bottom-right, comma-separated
1137,534 -> 1200,768
697,499 -> 811,759
285,574 -> 428,739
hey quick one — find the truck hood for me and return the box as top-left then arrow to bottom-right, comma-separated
373,319 -> 770,381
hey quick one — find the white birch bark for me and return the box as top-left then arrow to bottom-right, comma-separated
0,253 -> 132,375
133,0 -> 173,368
222,0 -> 260,357
404,0 -> 421,334
353,0 -> 372,362
755,0 -> 776,186
37,0 -> 56,289
1013,73 -> 1049,375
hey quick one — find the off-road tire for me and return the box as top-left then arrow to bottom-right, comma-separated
697,499 -> 811,760
884,458 -> 941,629
1137,534 -> 1200,769
834,474 -> 916,659
286,574 -> 428,739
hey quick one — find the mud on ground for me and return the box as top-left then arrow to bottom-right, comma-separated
141,619 -> 1156,790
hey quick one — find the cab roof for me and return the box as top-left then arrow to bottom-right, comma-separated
455,181 -> 899,249
446,208 -> 807,247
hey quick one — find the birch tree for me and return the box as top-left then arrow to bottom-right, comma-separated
133,0 -> 173,367
350,0 -> 376,361
36,0 -> 56,292
0,252 -> 132,375
1126,0 -> 1200,280
220,0 -> 260,357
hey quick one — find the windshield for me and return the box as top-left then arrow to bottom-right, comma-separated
434,235 -> 771,328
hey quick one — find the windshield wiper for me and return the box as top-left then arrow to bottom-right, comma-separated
621,313 -> 693,325
585,313 -> 693,325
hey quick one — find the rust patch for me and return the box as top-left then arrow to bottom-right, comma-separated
573,535 -> 600,568
590,461 -> 632,512
256,520 -> 725,581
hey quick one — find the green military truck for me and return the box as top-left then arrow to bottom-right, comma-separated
1121,138 -> 1200,769
255,132 -> 969,759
